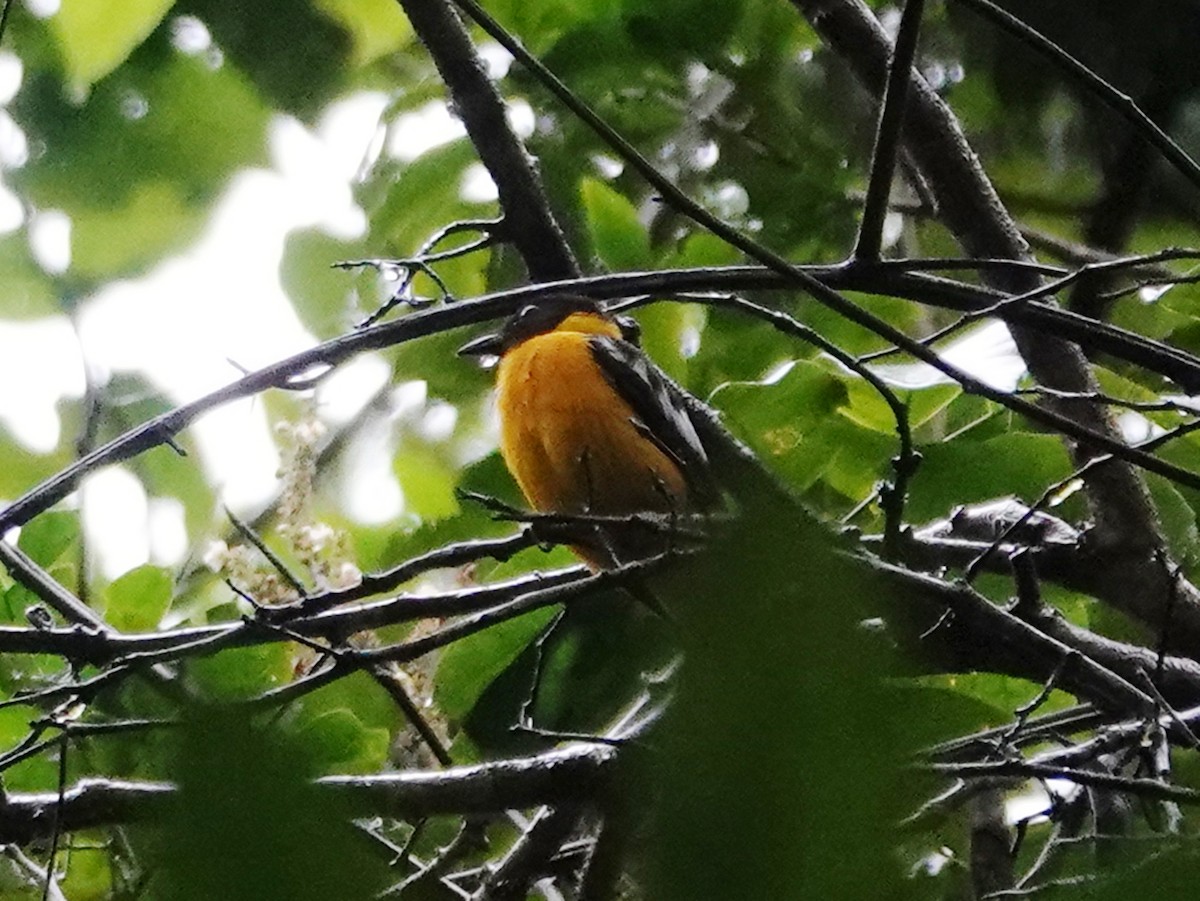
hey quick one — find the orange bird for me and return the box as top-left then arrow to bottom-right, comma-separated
460,295 -> 715,567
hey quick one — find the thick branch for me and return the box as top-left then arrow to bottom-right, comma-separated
324,742 -> 614,818
0,743 -> 616,845
854,0 -> 924,260
0,539 -> 107,630
874,565 -> 1159,720
926,760 -> 1200,806
7,263 -> 1200,536
1017,602 -> 1200,710
394,0 -> 578,280
0,779 -> 174,845
0,566 -> 590,664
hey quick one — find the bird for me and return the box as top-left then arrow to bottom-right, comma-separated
459,294 -> 717,568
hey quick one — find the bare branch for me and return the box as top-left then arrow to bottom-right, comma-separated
855,0 -> 925,260
926,760 -> 1200,806
8,261 -> 1200,535
0,742 -> 617,844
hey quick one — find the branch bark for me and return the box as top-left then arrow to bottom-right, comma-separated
394,0 -> 579,281
0,743 -> 616,845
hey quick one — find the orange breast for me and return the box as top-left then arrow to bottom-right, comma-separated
495,331 -> 687,520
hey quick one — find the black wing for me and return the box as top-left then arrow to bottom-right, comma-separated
588,335 -> 719,510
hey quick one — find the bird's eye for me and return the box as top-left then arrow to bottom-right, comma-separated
615,315 -> 642,345
516,305 -> 538,322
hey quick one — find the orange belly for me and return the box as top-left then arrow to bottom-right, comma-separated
495,332 -> 687,563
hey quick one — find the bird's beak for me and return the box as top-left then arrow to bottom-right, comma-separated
458,332 -> 504,357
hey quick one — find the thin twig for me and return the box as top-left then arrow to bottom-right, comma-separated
674,291 -> 918,559
952,0 -> 1200,193
888,248 -> 1200,356
225,506 -> 310,598
855,0 -> 926,260
925,759 -> 1200,806
7,263 -> 1200,535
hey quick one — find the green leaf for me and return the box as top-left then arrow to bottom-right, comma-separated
819,417 -> 898,500
103,564 -> 172,632
908,433 -> 1074,523
663,231 -> 742,268
883,680 -> 1011,750
0,425 -> 74,502
280,228 -> 364,339
291,670 -> 398,737
581,176 -> 651,269
17,510 -> 81,568
188,643 -> 294,700
0,235 -> 58,319
482,0 -> 623,54
642,498 -> 912,898
394,439 -> 460,522
434,606 -> 559,720
153,707 -> 386,900
314,0 -> 413,65
839,369 -> 960,436
0,704 -> 37,754
367,140 -> 490,255
911,672 -> 1074,726
71,180 -> 203,278
0,705 -> 58,791
182,0 -> 354,115
394,329 -> 494,405
630,302 -> 698,383
135,442 -> 215,542
907,383 -> 965,430
1147,474 -> 1200,566
59,844 -> 114,899
621,0 -> 744,59
376,455 -> 518,570
50,0 -> 174,90
714,359 -> 850,433
293,708 -> 390,774
690,310 -> 791,395
12,48 -> 269,210
714,360 -> 878,492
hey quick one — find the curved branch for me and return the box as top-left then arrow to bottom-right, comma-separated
7,263 -> 1200,532
871,558 -> 1163,721
926,760 -> 1200,806
0,566 -> 590,664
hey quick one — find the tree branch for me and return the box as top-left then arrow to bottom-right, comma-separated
0,742 -> 617,845
394,0 -> 579,281
854,0 -> 925,260
8,261 -> 1200,535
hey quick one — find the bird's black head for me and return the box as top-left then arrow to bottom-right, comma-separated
458,294 -> 638,357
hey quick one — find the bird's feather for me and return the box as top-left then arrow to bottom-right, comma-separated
588,335 -> 718,510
